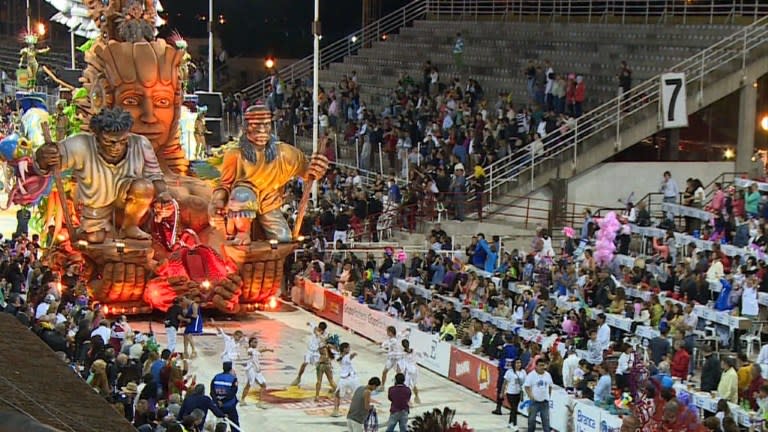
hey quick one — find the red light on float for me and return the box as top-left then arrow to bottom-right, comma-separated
268,296 -> 278,310
102,305 -> 110,315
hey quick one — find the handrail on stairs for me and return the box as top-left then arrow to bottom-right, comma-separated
240,0 -> 428,103
239,1 -> 768,104
476,14 -> 768,203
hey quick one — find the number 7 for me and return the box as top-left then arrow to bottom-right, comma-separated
664,78 -> 683,122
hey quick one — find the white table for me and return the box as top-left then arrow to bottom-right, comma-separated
734,177 -> 768,192
661,202 -> 713,221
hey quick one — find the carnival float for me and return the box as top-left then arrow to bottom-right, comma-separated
1,0 -> 327,315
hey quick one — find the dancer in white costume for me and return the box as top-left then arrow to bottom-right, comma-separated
331,342 -> 358,417
399,339 -> 421,403
380,326 -> 406,389
215,325 -> 245,363
240,337 -> 274,408
291,321 -> 328,387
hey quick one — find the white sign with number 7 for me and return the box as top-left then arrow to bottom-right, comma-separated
660,72 -> 689,129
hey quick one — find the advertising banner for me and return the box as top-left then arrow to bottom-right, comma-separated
448,346 -> 498,400
316,289 -> 344,325
572,401 -> 603,432
293,279 -> 344,325
550,388 -> 573,432
342,298 -> 407,343
407,329 -> 452,376
601,412 -> 622,432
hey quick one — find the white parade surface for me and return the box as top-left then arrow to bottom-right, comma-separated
131,303 -> 519,432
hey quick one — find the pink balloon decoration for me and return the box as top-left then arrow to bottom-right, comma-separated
594,211 -> 621,267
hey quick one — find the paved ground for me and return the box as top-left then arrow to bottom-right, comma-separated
131,303 -> 516,432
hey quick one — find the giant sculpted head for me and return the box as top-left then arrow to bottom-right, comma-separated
80,39 -> 187,173
74,0 -> 188,174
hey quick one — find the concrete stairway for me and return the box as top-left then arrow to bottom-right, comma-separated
483,17 -> 768,219
320,21 -> 740,113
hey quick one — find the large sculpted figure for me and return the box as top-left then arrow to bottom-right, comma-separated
211,104 -> 328,245
36,107 -> 171,243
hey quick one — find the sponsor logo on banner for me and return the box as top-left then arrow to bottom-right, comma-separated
600,416 -> 621,432
455,361 -> 470,377
341,298 -> 405,343
573,402 -> 602,432
478,363 -> 491,391
448,346 -> 498,400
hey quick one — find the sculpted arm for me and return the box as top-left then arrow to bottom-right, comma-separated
210,150 -> 238,215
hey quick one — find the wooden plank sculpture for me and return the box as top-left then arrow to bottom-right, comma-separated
39,0 -> 329,314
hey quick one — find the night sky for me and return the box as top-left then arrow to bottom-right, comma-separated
160,0 -> 410,58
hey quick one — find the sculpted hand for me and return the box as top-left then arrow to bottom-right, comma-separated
209,190 -> 228,217
35,143 -> 60,172
211,274 -> 243,313
306,154 -> 329,180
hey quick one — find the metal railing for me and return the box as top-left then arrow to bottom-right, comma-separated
425,0 -> 768,24
478,13 -> 768,203
241,0 -> 428,103
239,1 -> 768,103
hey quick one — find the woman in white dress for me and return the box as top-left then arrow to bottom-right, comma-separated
331,342 -> 358,417
399,339 -> 421,404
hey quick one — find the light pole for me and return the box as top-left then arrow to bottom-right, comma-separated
208,0 -> 214,92
311,0 -> 320,205
70,30 -> 75,69
26,0 -> 31,33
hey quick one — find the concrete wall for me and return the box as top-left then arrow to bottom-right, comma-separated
525,161 -> 736,209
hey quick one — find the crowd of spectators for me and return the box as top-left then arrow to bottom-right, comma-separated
265,56 -> 602,232
0,231 -> 229,432
291,165 -> 768,431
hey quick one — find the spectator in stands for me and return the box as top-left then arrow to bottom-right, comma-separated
452,33 -> 464,70
572,76 -> 586,117
700,344 -> 721,393
746,183 -> 761,218
718,356 -> 739,404
617,61 -> 632,98
593,363 -> 612,403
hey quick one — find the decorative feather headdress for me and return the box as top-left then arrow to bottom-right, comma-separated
44,0 -> 165,40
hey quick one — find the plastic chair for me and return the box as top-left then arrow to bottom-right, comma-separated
742,321 -> 764,359
376,215 -> 392,240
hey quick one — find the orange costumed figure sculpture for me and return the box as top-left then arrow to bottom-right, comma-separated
210,103 -> 328,245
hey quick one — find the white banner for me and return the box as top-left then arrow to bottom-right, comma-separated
601,412 -> 622,432
341,299 -> 407,343
660,72 -> 688,129
408,328 -> 452,376
573,401 -> 602,432
551,388 -> 574,432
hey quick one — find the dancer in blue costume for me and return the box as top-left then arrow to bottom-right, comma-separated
183,297 -> 203,358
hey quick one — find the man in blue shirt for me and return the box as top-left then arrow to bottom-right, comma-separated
493,334 -> 518,415
472,233 -> 487,268
178,384 -> 225,431
210,362 -> 239,427
150,349 -> 171,398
